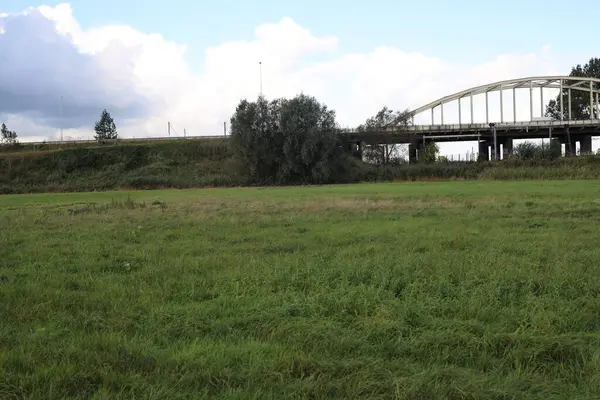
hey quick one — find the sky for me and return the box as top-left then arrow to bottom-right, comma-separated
0,0 -> 598,157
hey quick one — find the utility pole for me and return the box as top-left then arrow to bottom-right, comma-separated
59,95 -> 63,143
223,121 -> 226,136
168,121 -> 171,137
490,123 -> 497,160
184,128 -> 186,138
259,61 -> 263,97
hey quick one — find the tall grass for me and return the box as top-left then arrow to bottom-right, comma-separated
0,139 -> 248,194
4,139 -> 600,194
1,181 -> 600,398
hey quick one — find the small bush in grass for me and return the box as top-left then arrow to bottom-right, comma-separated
514,141 -> 561,161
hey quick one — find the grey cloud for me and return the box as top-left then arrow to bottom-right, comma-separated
0,9 -> 161,129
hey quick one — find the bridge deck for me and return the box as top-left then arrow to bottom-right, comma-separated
344,119 -> 600,143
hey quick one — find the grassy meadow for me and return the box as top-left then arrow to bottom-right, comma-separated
1,181 -> 600,399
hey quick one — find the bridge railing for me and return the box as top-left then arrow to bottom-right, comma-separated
341,119 -> 600,133
14,135 -> 226,146
11,119 -> 600,145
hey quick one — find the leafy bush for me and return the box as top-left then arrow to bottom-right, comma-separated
229,94 -> 347,185
513,140 -> 561,160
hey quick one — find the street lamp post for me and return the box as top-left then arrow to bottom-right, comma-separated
259,61 -> 263,97
59,95 -> 63,143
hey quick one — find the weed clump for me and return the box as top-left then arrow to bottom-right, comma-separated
67,196 -> 166,215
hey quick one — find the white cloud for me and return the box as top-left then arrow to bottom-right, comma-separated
0,4 -> 164,133
0,2 -> 577,149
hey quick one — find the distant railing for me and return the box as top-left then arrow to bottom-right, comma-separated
341,119 -> 600,134
18,135 -> 227,145
11,118 -> 600,145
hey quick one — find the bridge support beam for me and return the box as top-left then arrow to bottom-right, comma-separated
499,137 -> 513,159
562,134 -> 576,157
493,141 -> 501,161
572,134 -> 593,155
349,141 -> 363,159
550,138 -> 562,157
408,136 -> 423,164
478,139 -> 490,162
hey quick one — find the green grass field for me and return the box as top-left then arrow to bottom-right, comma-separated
1,181 -> 600,399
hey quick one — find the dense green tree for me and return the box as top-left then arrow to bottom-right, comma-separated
420,141 -> 439,163
356,106 -> 412,164
514,140 -> 561,160
0,123 -> 18,145
94,109 -> 118,142
229,94 -> 345,184
546,58 -> 600,120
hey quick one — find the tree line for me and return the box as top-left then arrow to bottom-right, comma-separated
1,108 -> 118,147
228,57 -> 600,184
229,95 -> 346,185
4,57 -> 599,171
1,123 -> 18,146
228,93 -> 444,185
546,57 -> 600,119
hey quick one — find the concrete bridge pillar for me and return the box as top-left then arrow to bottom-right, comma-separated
577,135 -> 593,155
559,135 -> 573,156
408,143 -> 417,164
490,137 -> 514,161
501,138 -> 513,159
478,140 -> 490,161
566,140 -> 576,156
491,141 -> 504,161
408,136 -> 423,163
562,127 -> 576,156
350,141 -> 363,159
550,138 -> 562,156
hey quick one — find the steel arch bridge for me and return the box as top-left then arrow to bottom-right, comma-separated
409,75 -> 600,126
344,75 -> 600,160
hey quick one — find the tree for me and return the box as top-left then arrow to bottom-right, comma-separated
229,94 -> 345,184
546,57 -> 600,120
356,106 -> 412,165
94,109 -> 118,142
514,140 -> 561,160
0,123 -> 18,145
420,141 -> 439,163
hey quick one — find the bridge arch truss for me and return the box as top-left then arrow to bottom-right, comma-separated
409,76 -> 600,126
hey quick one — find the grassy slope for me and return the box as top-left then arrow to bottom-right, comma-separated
10,139 -> 600,195
0,139 -> 245,194
1,181 -> 600,399
6,139 -> 600,194
0,138 -> 193,154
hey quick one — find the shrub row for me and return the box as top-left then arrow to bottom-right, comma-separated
3,140 -> 600,194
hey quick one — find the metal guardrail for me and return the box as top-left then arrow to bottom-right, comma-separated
341,119 -> 600,134
407,120 -> 600,132
13,119 -> 600,145
19,135 -> 226,145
